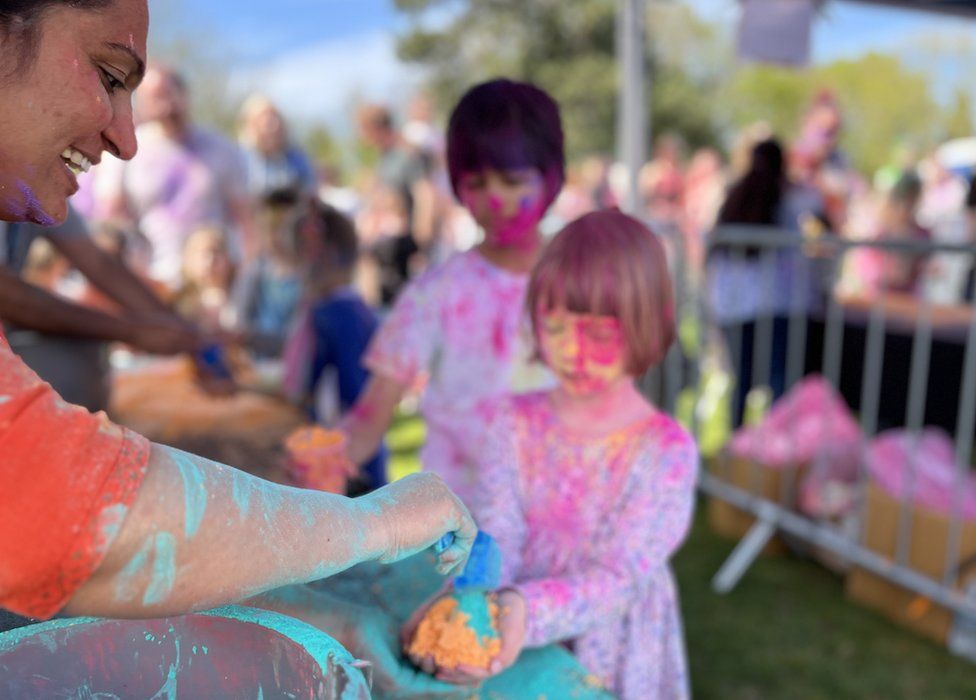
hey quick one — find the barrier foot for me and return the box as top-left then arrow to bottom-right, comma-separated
712,518 -> 776,594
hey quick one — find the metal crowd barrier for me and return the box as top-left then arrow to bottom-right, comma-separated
642,221 -> 976,661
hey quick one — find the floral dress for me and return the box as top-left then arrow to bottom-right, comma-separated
364,250 -> 554,504
471,392 -> 698,699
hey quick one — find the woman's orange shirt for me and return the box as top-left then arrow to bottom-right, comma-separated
0,330 -> 149,618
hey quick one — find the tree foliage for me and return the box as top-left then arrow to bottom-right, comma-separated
722,53 -> 941,175
394,1 -> 966,176
393,0 -> 727,160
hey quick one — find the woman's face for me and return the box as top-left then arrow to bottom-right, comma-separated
457,167 -> 547,249
0,0 -> 148,224
538,307 -> 629,397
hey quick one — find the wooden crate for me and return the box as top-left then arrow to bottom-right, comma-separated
845,483 -> 976,644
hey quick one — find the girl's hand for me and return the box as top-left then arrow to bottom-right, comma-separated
400,587 -> 453,677
435,588 -> 527,685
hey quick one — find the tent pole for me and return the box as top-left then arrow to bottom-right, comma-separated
617,0 -> 647,215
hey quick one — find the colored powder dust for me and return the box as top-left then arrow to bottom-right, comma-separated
407,591 -> 501,670
282,426 -> 349,493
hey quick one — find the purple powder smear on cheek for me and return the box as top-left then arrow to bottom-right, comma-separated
17,180 -> 56,226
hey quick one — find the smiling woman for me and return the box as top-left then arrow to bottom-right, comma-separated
0,0 -> 475,636
0,0 -> 144,225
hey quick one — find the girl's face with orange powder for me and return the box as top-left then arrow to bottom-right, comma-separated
538,307 -> 629,396
457,167 -> 546,248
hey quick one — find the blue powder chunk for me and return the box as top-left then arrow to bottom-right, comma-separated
454,531 -> 501,591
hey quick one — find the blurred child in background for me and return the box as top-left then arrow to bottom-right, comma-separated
842,171 -> 931,301
232,191 -> 304,358
174,225 -> 237,331
283,200 -> 387,493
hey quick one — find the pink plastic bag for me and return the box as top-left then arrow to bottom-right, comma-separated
729,375 -> 862,475
867,428 -> 976,521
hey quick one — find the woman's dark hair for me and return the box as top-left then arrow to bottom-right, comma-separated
447,78 -> 565,210
713,138 -> 785,258
0,1 -> 112,77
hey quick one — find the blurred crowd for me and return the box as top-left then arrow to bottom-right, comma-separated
12,66 -> 976,424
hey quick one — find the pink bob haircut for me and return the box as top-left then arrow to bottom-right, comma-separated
526,209 -> 676,375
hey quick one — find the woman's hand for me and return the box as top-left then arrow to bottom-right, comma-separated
365,473 -> 476,575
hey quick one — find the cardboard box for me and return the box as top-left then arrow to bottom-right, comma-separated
846,483 -> 976,644
707,454 -> 807,554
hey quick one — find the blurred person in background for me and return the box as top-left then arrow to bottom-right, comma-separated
231,190 -> 304,358
791,90 -> 857,232
238,94 -> 316,202
357,103 -> 437,304
355,181 -> 412,306
1,206 -> 202,412
639,133 -> 685,227
283,201 -> 387,494
95,64 -> 255,287
708,137 -> 823,427
173,225 -> 238,332
682,147 -> 726,274
840,172 -> 932,302
917,157 -> 970,305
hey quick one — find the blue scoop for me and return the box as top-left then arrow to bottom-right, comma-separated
434,531 -> 501,591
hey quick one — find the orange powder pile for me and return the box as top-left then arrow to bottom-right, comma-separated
284,426 -> 345,452
408,595 -> 502,670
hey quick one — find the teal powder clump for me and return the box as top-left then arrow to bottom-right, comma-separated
453,590 -> 499,642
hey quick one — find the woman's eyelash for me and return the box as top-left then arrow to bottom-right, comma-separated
101,68 -> 125,92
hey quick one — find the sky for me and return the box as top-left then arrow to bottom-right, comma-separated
150,0 -> 976,131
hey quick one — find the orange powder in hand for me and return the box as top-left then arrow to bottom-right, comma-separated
283,426 -> 351,493
408,593 -> 501,670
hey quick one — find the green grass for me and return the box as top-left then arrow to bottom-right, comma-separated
675,506 -> 975,699
387,410 -> 975,698
386,408 -> 426,482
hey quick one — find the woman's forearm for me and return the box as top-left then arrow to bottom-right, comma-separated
64,443 -> 474,618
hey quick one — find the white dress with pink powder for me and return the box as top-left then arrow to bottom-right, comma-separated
364,250 -> 555,503
471,392 -> 698,700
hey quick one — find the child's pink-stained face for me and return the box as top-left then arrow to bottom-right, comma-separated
457,167 -> 547,248
538,307 -> 630,396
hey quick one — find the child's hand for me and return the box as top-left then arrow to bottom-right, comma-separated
400,587 -> 452,676
435,588 -> 527,685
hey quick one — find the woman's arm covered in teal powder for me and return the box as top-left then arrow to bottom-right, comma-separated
63,444 -> 476,618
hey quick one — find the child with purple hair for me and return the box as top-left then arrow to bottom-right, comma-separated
340,79 -> 564,503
